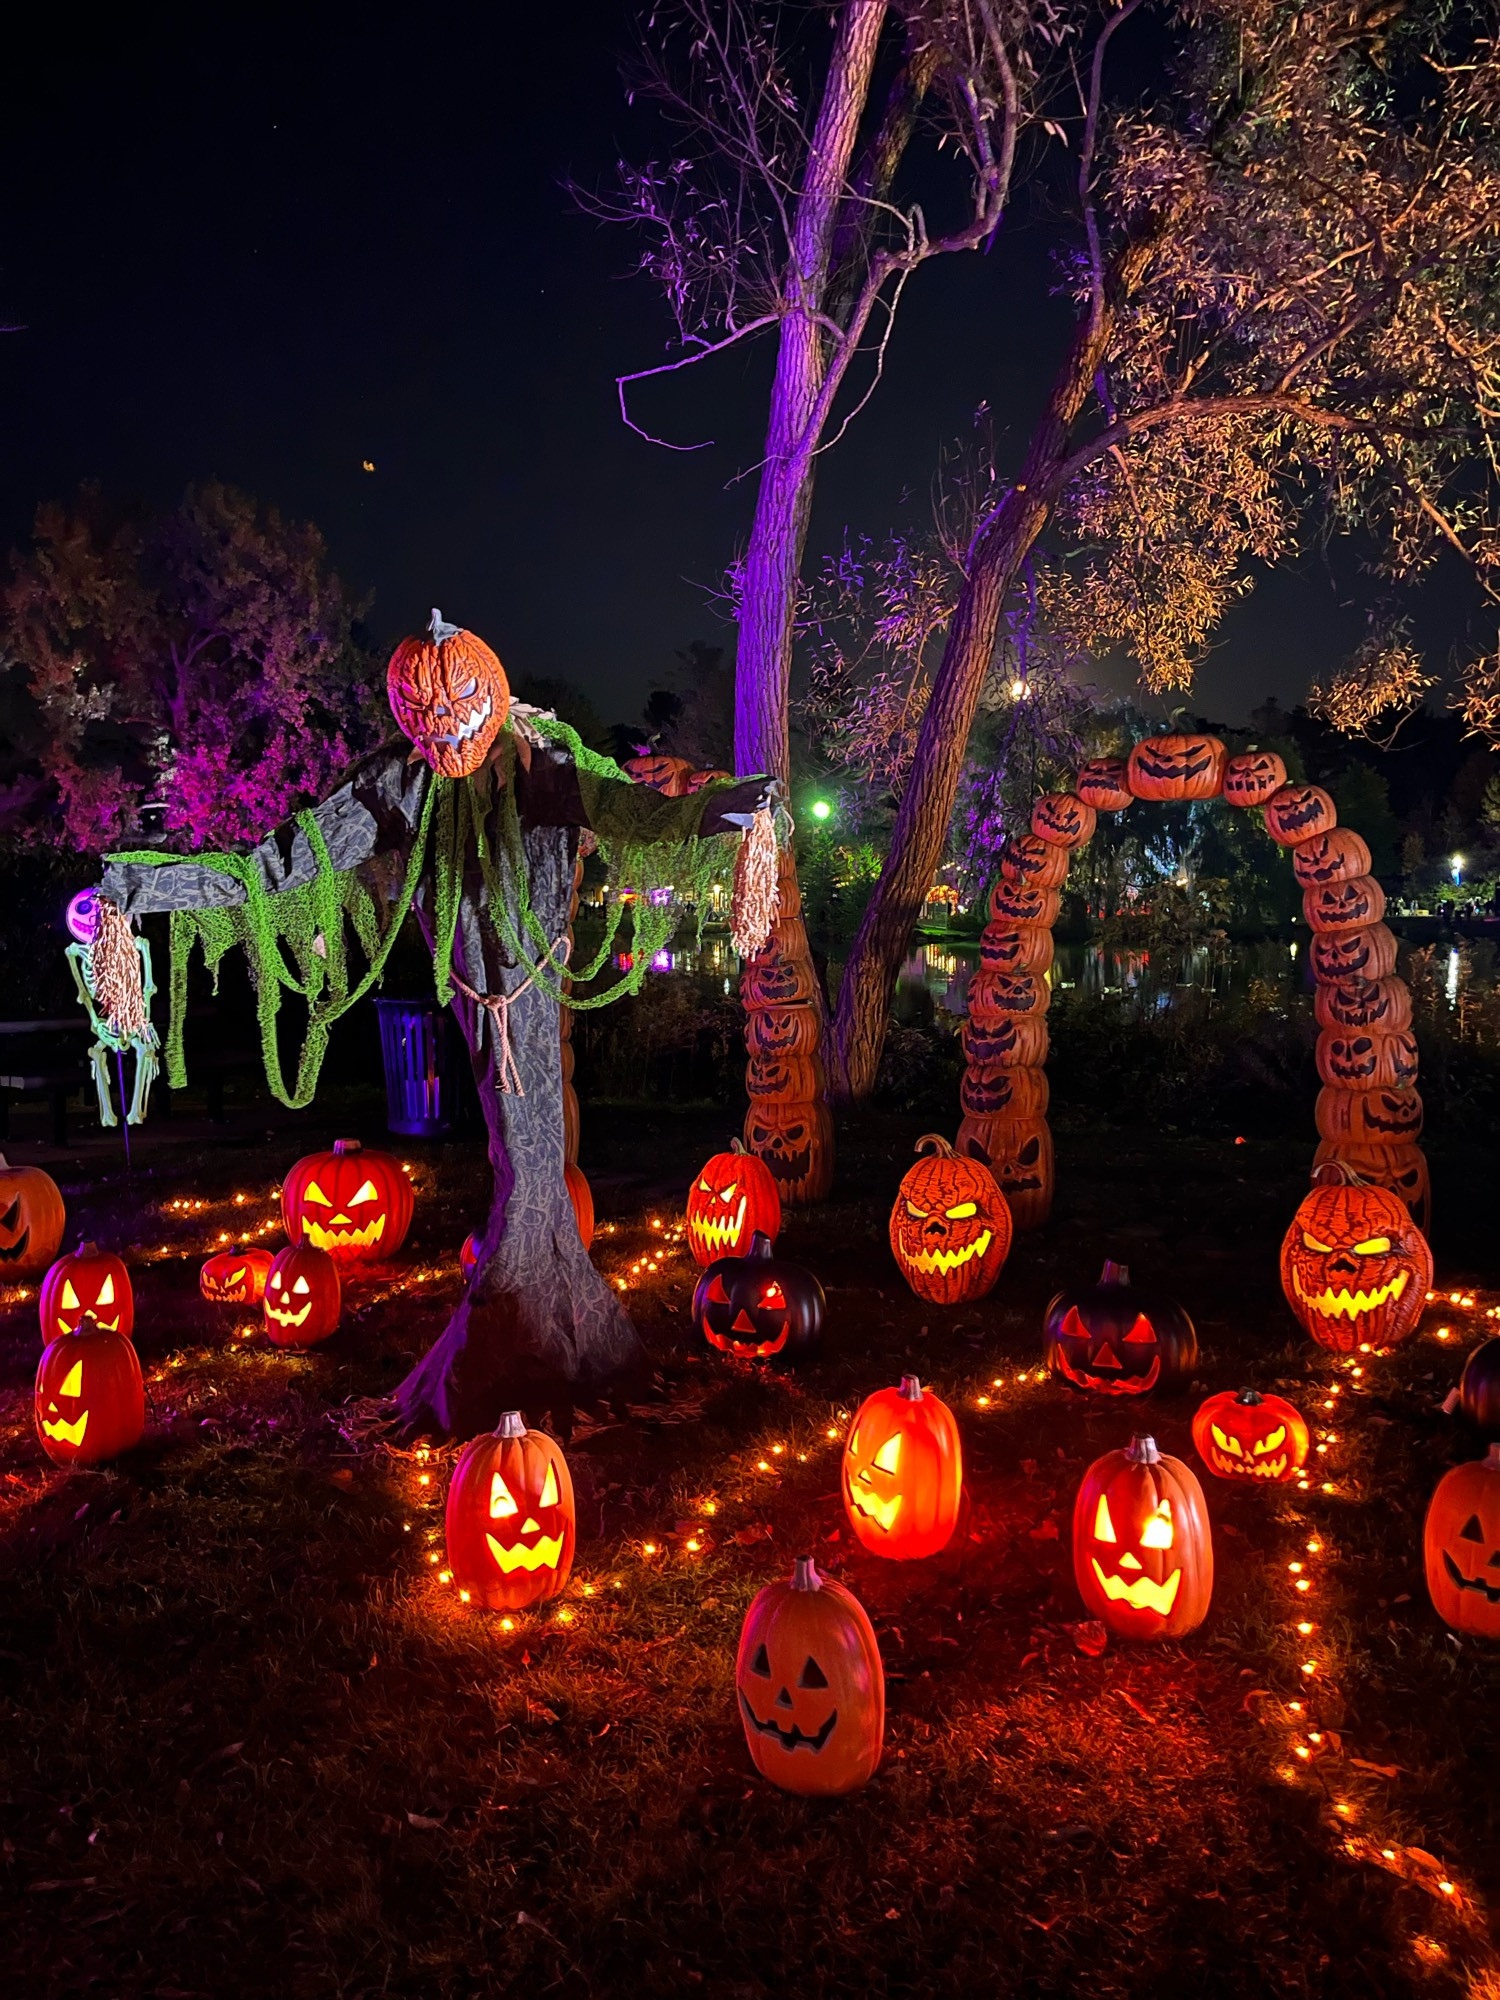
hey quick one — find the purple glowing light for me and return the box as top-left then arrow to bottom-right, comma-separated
66,887 -> 101,945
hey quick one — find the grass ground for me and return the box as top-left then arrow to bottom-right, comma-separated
1,1093 -> 1498,1999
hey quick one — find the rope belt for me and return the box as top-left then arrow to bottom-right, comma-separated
450,934 -> 572,1096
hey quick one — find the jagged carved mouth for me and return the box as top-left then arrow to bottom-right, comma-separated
41,1411 -> 88,1447
760,1147 -> 811,1183
485,1531 -> 565,1574
1055,1349 -> 1160,1396
302,1214 -> 386,1254
846,1477 -> 901,1531
1442,1551 -> 1500,1603
689,1198 -> 747,1256
0,1199 -> 30,1261
1293,1267 -> 1407,1320
428,693 -> 493,750
267,1301 -> 313,1329
1139,753 -> 1212,782
1209,1451 -> 1288,1480
739,1692 -> 838,1753
705,1310 -> 788,1358
907,1229 -> 992,1276
1091,1559 -> 1181,1615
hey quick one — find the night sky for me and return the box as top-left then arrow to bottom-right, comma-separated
0,2 -> 1473,730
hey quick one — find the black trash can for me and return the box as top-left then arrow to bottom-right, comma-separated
374,998 -> 460,1137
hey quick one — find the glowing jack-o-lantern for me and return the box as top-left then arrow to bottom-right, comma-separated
387,608 -> 510,778
445,1412 -> 576,1611
199,1246 -> 274,1305
888,1135 -> 1011,1305
1072,1435 -> 1213,1641
1279,1164 -> 1431,1353
1044,1260 -> 1199,1398
263,1243 -> 341,1347
685,1139 -> 781,1267
1424,1444 -> 1500,1639
280,1138 -> 414,1264
0,1154 -> 66,1278
735,1556 -> 884,1795
842,1375 -> 963,1559
34,1316 -> 145,1467
692,1231 -> 824,1363
1191,1388 -> 1310,1483
39,1242 -> 134,1345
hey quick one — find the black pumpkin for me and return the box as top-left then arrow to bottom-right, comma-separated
1043,1259 -> 1199,1398
692,1232 -> 825,1363
1460,1337 -> 1500,1439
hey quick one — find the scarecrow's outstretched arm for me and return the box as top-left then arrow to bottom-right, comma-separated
516,742 -> 775,839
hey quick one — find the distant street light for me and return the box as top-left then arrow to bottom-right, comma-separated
810,799 -> 833,822
1451,853 -> 1465,885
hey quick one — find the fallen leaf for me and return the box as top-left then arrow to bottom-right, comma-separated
1064,1620 -> 1108,1657
1350,1758 -> 1403,1779
405,1811 -> 446,1830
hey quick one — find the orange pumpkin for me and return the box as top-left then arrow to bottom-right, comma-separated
1312,1139 -> 1430,1234
1315,1027 -> 1420,1091
954,1114 -> 1053,1229
960,1064 -> 1050,1120
736,1557 -> 883,1794
686,1139 -> 781,1265
987,880 -> 1061,928
743,1098 -> 833,1205
744,1004 -> 822,1058
1191,1388 -> 1309,1483
1424,1444 -> 1500,1639
1264,784 -> 1337,845
1315,1084 -> 1423,1146
0,1154 -> 66,1279
1314,974 -> 1412,1034
1309,924 -> 1398,983
999,832 -> 1070,889
281,1138 -> 414,1264
622,751 -> 695,796
35,1317 -> 144,1467
685,767 -> 734,791
888,1136 -> 1011,1304
960,1016 -> 1049,1070
1076,757 -> 1134,811
444,1411 -> 576,1611
263,1242 -> 342,1347
1303,876 -> 1387,935
39,1242 -> 133,1345
745,1051 -> 821,1102
1031,791 -> 1097,848
978,922 -> 1054,975
1072,1435 -> 1213,1641
564,1162 -> 595,1252
1279,1164 -> 1431,1353
1127,734 -> 1227,801
843,1375 -> 964,1558
1222,750 -> 1287,807
966,967 -> 1050,1020
386,609 -> 509,779
1291,828 -> 1373,887
200,1246 -> 274,1305
739,942 -> 821,1009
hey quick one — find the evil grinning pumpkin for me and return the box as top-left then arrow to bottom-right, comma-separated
743,1100 -> 833,1207
735,1557 -> 884,1795
200,1246 -> 274,1305
445,1411 -> 576,1611
1072,1436 -> 1213,1641
692,1231 -> 825,1362
842,1375 -> 964,1559
1315,1084 -> 1423,1146
744,1005 -> 822,1058
745,1051 -> 821,1102
999,832 -> 1070,889
888,1136 -> 1011,1304
978,922 -> 1054,975
386,609 -> 510,779
1312,1139 -> 1430,1234
1127,734 -> 1227,801
1303,876 -> 1387,935
1075,757 -> 1135,812
39,1242 -> 134,1345
1279,1165 -> 1432,1353
1030,791 -> 1097,848
967,967 -> 1050,1021
0,1154 -> 66,1279
1191,1388 -> 1310,1484
1314,1028 -> 1420,1091
1291,828 -> 1373,887
960,1016 -> 1049,1070
1044,1260 -> 1199,1398
987,880 -> 1061,928
960,1064 -> 1049,1120
686,1139 -> 782,1265
1423,1444 -> 1500,1640
1221,750 -> 1287,807
34,1316 -> 145,1467
1308,923 -> 1399,983
1313,974 -> 1412,1034
263,1243 -> 342,1347
955,1115 -> 1054,1230
1263,784 -> 1338,846
281,1139 -> 414,1264
622,750 -> 696,796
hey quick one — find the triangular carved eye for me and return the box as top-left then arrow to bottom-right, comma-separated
1093,1494 -> 1117,1543
349,1179 -> 379,1205
1460,1514 -> 1486,1542
97,1274 -> 115,1306
489,1473 -> 519,1520
61,1280 -> 80,1311
60,1360 -> 84,1398
538,1463 -> 559,1508
748,1643 -> 771,1677
1121,1315 -> 1156,1345
873,1434 -> 901,1475
761,1283 -> 786,1309
798,1656 -> 828,1689
707,1276 -> 730,1303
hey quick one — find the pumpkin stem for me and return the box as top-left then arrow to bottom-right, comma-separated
1099,1259 -> 1130,1287
1310,1160 -> 1367,1190
730,1137 -> 747,1155
1235,1389 -> 1264,1406
748,1231 -> 774,1259
1126,1434 -> 1161,1465
899,1374 -> 924,1402
791,1555 -> 822,1591
914,1134 -> 957,1161
76,1239 -> 99,1258
428,607 -> 461,644
332,1138 -> 363,1156
496,1410 -> 527,1438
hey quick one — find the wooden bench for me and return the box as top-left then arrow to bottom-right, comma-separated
0,1019 -> 89,1145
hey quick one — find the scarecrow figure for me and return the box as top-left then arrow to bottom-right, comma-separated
100,612 -> 778,1437
65,895 -> 161,1127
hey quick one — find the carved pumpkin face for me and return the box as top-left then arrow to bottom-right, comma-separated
1072,1436 -> 1213,1640
960,1063 -> 1050,1120
1076,757 -> 1135,811
1263,784 -> 1337,845
987,880 -> 1060,928
1291,828 -> 1373,887
967,967 -> 1050,1021
1424,1445 -> 1500,1638
1191,1388 -> 1309,1483
1314,974 -> 1412,1034
736,1557 -> 884,1795
742,1100 -> 832,1205
739,941 -> 820,1009
685,766 -> 734,791
888,1136 -> 1011,1304
444,1412 -> 576,1611
263,1243 -> 342,1347
960,1016 -> 1049,1070
746,1051 -> 821,1101
387,610 -> 510,778
693,1231 -> 825,1362
1222,750 -> 1287,806
39,1243 -> 133,1343
1030,791 -> 1096,849
999,831 -> 1070,888
745,1005 -> 822,1057
1279,1168 -> 1431,1353
34,1317 -> 144,1467
1303,876 -> 1386,935
199,1247 -> 274,1305
622,751 -> 695,795
1313,1139 -> 1430,1234
956,1115 -> 1054,1229
686,1141 -> 782,1265
979,922 -> 1054,975
1315,1029 -> 1419,1091
842,1376 -> 964,1558
1309,924 -> 1398,982
1458,1340 -> 1500,1440
1126,734 -> 1227,801
0,1154 -> 66,1278
1316,1084 -> 1423,1145
281,1139 -> 414,1264
1044,1260 -> 1199,1398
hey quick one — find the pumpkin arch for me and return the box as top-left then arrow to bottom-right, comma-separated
956,735 -> 1426,1230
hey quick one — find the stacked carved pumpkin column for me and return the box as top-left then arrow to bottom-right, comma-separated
741,846 -> 835,1204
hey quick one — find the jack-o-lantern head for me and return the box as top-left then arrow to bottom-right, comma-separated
1030,791 -> 1096,849
888,1135 -> 1011,1304
960,1016 -> 1049,1070
978,922 -> 1054,975
967,967 -> 1050,1021
1263,784 -> 1337,845
692,1231 -> 825,1363
745,1005 -> 821,1058
742,1100 -> 832,1205
1303,875 -> 1386,935
39,1241 -> 133,1345
999,832 -> 1070,888
1314,974 -> 1411,1035
745,1051 -> 821,1102
1316,1084 -> 1424,1147
1279,1164 -> 1431,1353
622,749 -> 695,795
1044,1260 -> 1199,1398
987,880 -> 1060,928
1292,828 -> 1373,887
444,1412 -> 576,1611
686,1139 -> 781,1266
1075,757 -> 1134,812
34,1316 -> 144,1467
199,1246 -> 274,1305
955,1115 -> 1054,1230
1315,1028 -> 1420,1091
960,1063 -> 1049,1120
735,1557 -> 884,1795
1127,734 -> 1227,801
1312,1139 -> 1430,1235
0,1154 -> 66,1278
1222,750 -> 1287,807
1072,1435 -> 1213,1640
263,1243 -> 342,1347
1191,1387 -> 1309,1483
842,1375 -> 964,1559
387,609 -> 509,778
281,1139 -> 414,1264
1424,1444 -> 1500,1638
1309,923 -> 1398,983
739,941 -> 820,1009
